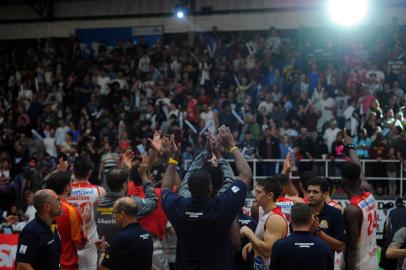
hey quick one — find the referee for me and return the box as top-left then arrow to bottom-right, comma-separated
16,189 -> 62,270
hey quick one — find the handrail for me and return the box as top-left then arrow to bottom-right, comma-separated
183,158 -> 404,196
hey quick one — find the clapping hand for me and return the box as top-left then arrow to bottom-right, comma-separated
169,135 -> 181,160
138,154 -> 150,180
216,125 -> 236,151
122,150 -> 135,169
281,152 -> 293,175
57,157 -> 68,171
148,130 -> 162,153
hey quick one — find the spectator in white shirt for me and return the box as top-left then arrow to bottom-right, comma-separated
323,119 -> 341,153
318,91 -> 336,132
97,69 -> 112,96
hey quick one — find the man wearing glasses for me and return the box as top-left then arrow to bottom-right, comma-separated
96,197 -> 153,270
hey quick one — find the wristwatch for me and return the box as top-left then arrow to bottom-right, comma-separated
314,227 -> 321,236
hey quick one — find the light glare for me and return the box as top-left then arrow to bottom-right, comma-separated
176,11 -> 184,18
328,0 -> 368,26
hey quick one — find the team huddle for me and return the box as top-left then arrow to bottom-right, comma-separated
15,125 -> 378,270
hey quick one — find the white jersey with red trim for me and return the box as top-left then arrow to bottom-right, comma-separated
276,196 -> 308,222
276,197 -> 294,222
349,192 -> 378,270
254,206 -> 288,270
68,181 -> 102,270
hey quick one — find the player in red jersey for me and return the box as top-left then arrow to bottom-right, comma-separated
45,170 -> 87,270
342,129 -> 378,270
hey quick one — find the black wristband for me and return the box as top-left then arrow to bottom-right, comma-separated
314,227 -> 321,236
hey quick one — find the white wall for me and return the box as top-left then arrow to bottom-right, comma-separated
0,3 -> 405,40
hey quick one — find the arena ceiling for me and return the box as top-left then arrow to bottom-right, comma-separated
1,0 -> 406,23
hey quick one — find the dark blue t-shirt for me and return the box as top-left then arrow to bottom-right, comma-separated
235,211 -> 257,270
162,180 -> 247,270
16,215 -> 61,270
102,223 -> 153,270
315,204 -> 346,243
270,231 -> 334,270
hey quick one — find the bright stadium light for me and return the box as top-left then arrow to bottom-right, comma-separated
176,10 -> 184,18
327,0 -> 368,27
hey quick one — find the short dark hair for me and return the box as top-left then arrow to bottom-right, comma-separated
73,154 -> 93,179
114,197 -> 138,217
307,177 -> 329,193
202,163 -> 224,195
341,162 -> 361,183
130,165 -> 142,186
290,203 -> 312,226
107,168 -> 129,192
256,178 -> 281,200
45,171 -> 72,195
274,174 -> 289,187
188,169 -> 212,198
300,171 -> 317,190
395,197 -> 404,207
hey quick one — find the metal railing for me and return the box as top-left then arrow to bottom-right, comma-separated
183,158 -> 404,196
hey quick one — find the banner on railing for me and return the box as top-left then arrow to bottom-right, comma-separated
0,234 -> 18,270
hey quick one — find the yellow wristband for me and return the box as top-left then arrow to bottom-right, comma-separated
229,146 -> 238,154
168,158 -> 178,165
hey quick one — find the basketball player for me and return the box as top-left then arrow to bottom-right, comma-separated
68,154 -> 106,270
241,178 -> 288,270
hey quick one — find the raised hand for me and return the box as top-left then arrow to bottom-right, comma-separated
161,136 -> 171,155
206,130 -> 215,154
169,135 -> 181,160
148,130 -> 162,153
281,152 -> 293,175
209,153 -> 218,167
217,125 -> 236,150
138,154 -> 150,180
57,157 -> 68,171
122,149 -> 135,169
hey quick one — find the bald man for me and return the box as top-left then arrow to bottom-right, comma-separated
16,189 -> 62,270
96,197 -> 153,270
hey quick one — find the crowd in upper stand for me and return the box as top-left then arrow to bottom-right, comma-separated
1,25 -> 406,226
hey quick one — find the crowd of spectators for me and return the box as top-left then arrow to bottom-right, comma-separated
1,25 -> 406,229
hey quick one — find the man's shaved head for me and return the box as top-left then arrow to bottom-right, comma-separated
113,197 -> 138,217
33,189 -> 57,211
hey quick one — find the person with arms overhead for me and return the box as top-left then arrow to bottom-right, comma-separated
161,125 -> 252,269
95,151 -> 157,244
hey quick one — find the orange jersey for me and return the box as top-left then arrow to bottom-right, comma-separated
56,198 -> 87,270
